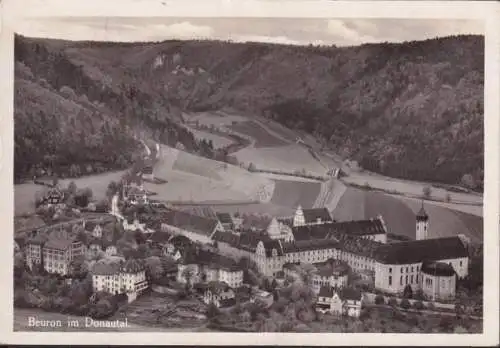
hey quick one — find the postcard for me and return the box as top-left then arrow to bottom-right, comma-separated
1,0 -> 499,346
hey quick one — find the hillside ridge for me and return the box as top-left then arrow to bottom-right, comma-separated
14,34 -> 484,190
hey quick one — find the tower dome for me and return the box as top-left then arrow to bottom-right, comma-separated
416,201 -> 429,221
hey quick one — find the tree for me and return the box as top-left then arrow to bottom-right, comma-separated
67,181 -> 77,196
388,297 -> 398,307
69,256 -> 88,278
422,186 -> 431,199
248,162 -> 256,172
403,284 -> 413,299
206,303 -> 220,320
145,256 -> 164,283
445,192 -> 451,202
374,294 -> 385,305
399,298 -> 411,310
182,265 -> 196,291
461,173 -> 476,189
413,300 -> 424,311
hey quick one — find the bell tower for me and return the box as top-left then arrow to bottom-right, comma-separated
416,201 -> 429,240
293,205 -> 305,227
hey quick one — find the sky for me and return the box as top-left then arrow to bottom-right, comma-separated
14,17 -> 484,47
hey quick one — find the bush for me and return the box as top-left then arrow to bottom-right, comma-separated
426,302 -> 436,311
388,297 -> 398,307
413,301 -> 425,310
399,298 -> 411,310
374,294 -> 385,305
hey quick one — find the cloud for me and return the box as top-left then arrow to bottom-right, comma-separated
231,35 -> 301,45
326,20 -> 381,45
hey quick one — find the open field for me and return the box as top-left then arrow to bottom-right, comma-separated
183,111 -> 248,127
14,170 -> 126,216
147,144 -> 275,203
270,179 -> 321,209
194,202 -> 297,218
396,195 -> 482,217
234,144 -> 328,176
332,187 -> 483,243
229,121 -> 287,148
343,171 -> 482,205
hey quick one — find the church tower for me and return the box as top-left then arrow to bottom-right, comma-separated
293,205 -> 305,227
416,201 -> 429,240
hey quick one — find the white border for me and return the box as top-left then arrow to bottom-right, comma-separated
1,0 -> 499,346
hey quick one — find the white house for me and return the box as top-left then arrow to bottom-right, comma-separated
316,286 -> 363,318
203,281 -> 236,308
91,259 -> 148,297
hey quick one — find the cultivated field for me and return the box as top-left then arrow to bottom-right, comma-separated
343,171 -> 482,205
229,121 -> 287,148
183,111 -> 248,127
233,144 -> 328,176
270,179 -> 321,209
146,145 -> 275,203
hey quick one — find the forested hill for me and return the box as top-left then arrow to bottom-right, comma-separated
14,35 -> 484,190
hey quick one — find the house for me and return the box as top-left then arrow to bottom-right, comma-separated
122,181 -> 149,205
92,224 -> 103,239
419,261 -> 457,301
91,259 -> 148,297
177,249 -> 244,289
216,212 -> 234,231
160,209 -> 224,245
105,245 -> 118,257
42,230 -> 83,276
203,281 -> 236,308
44,187 -> 65,206
311,259 -> 350,294
87,239 -> 103,259
123,217 -> 146,233
25,234 -> 47,270
316,286 -> 362,318
293,206 -> 333,227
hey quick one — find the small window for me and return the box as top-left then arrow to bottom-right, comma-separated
400,276 -> 403,285
460,261 -> 463,267
401,267 -> 403,273
405,275 -> 408,284
389,267 -> 392,273
388,276 -> 392,286
406,267 -> 408,273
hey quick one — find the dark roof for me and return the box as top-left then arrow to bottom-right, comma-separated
120,259 -> 146,273
14,236 -> 26,249
292,219 -> 386,241
219,297 -> 236,308
182,249 -> 241,272
302,208 -> 333,224
421,261 -> 456,277
339,287 -> 362,301
91,261 -> 120,275
207,281 -> 232,293
282,238 -> 339,253
216,213 -> 233,224
212,231 -> 262,253
416,203 -> 429,221
44,232 -> 79,250
149,231 -> 172,244
374,236 -> 468,265
262,239 -> 284,257
161,209 -> 219,236
313,259 -> 350,277
26,233 -> 47,245
241,214 -> 273,231
318,286 -> 334,298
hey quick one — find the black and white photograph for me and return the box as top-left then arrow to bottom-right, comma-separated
3,0 -> 499,345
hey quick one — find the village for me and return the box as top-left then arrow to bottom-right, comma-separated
13,157 -> 483,333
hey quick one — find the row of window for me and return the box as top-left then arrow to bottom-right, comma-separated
388,274 -> 419,286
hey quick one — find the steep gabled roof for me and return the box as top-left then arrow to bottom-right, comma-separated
216,212 -> 233,224
161,209 -> 219,237
91,261 -> 120,276
318,285 -> 334,298
374,236 -> 468,265
339,287 -> 362,301
292,219 -> 386,241
302,208 -> 333,224
421,261 -> 456,277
